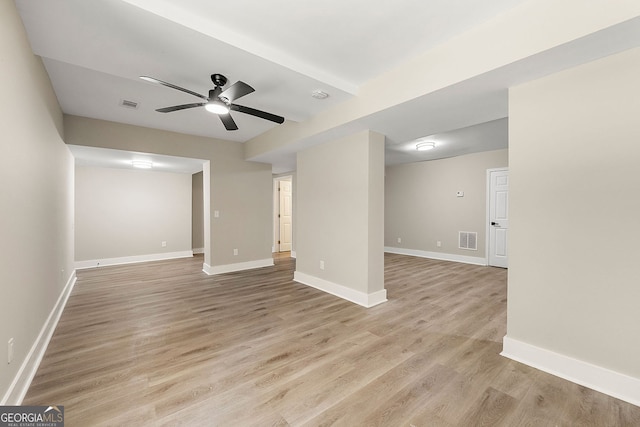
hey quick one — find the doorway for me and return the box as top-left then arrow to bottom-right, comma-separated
487,168 -> 509,268
273,176 -> 293,253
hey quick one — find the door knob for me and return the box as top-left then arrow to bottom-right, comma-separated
491,221 -> 498,226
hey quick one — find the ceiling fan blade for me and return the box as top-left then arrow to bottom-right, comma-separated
218,113 -> 238,131
156,103 -> 206,113
140,76 -> 208,101
230,104 -> 285,124
219,81 -> 254,102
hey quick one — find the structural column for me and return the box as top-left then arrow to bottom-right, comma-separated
294,130 -> 386,307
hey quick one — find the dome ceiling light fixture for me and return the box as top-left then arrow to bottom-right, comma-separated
311,89 -> 329,99
132,160 -> 153,169
416,141 -> 436,151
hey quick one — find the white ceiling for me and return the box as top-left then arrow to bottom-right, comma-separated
14,0 -> 640,173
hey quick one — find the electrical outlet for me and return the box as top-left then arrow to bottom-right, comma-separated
397,237 -> 402,243
161,241 -> 167,247
214,210 -> 220,218
319,260 -> 325,270
8,338 -> 14,364
437,241 -> 442,247
233,248 -> 238,256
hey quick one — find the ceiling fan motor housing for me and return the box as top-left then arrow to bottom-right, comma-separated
209,87 -> 223,100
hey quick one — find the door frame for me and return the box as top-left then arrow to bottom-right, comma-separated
485,167 -> 508,266
273,175 -> 293,253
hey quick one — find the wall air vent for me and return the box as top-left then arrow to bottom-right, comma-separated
120,99 -> 139,109
459,231 -> 477,250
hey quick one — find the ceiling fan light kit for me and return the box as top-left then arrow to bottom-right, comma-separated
140,73 -> 284,131
205,100 -> 230,114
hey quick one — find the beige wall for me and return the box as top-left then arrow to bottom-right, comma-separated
507,47 -> 640,378
0,1 -> 75,401
64,116 -> 273,269
296,131 -> 385,296
192,171 -> 204,251
385,150 -> 508,259
75,166 -> 192,262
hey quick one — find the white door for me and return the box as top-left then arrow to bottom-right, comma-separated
279,180 -> 292,252
489,169 -> 509,268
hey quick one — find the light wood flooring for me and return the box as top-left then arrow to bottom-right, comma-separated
24,253 -> 640,426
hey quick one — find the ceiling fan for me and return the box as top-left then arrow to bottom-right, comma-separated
140,73 -> 285,131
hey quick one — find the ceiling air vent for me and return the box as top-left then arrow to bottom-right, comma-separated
120,99 -> 139,109
459,231 -> 477,250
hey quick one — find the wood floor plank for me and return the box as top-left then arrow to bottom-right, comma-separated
22,253 -> 640,426
457,386 -> 519,426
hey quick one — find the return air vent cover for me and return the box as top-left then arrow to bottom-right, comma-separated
120,99 -> 139,109
459,231 -> 477,250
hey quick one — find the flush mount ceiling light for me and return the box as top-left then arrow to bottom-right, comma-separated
416,141 -> 436,151
132,160 -> 153,169
204,99 -> 230,114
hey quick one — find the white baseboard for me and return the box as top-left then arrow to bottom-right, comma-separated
502,336 -> 640,407
75,250 -> 194,270
192,247 -> 204,255
290,251 -> 297,259
293,271 -> 387,308
1,271 -> 77,405
384,246 -> 486,266
203,258 -> 274,275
